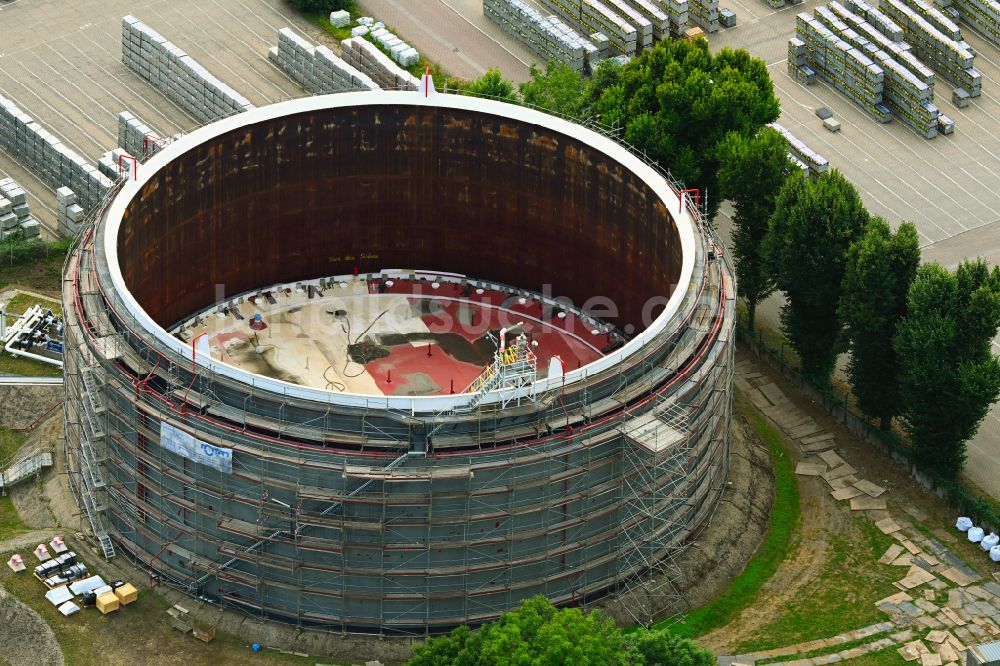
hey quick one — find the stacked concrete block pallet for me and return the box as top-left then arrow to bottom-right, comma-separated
483,0 -> 599,73
56,187 -> 86,239
788,37 -> 819,83
537,0 -> 639,55
118,112 -> 170,163
0,179 -> 39,240
795,13 -> 892,121
98,148 -> 135,183
648,0 -> 691,36
769,122 -> 830,176
121,16 -> 255,125
952,0 -> 1000,46
270,28 -> 379,94
875,0 -> 981,94
363,23 -> 421,68
688,0 -> 721,31
815,4 -> 939,137
901,0 -> 965,39
0,96 -> 112,213
341,38 -> 420,90
607,0 -> 654,47
830,1 -> 936,89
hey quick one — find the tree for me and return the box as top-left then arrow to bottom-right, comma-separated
408,596 -> 624,666
764,170 -> 869,382
464,68 -> 519,103
519,62 -> 589,118
287,0 -> 351,12
591,39 -> 779,218
839,218 -> 920,430
716,127 -> 793,330
894,260 -> 1000,478
623,629 -> 715,666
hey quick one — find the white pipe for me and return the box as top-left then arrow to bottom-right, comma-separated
3,304 -> 64,367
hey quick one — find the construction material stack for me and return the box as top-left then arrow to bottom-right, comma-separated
121,15 -> 255,125
0,179 -> 39,240
769,123 -> 830,176
269,28 -> 379,93
537,0 -> 640,54
56,187 -> 86,238
362,22 -> 421,68
814,4 -> 938,136
688,0 -> 721,31
0,97 -> 112,213
341,38 -> 420,90
483,0 -> 601,72
952,0 -> 1000,45
117,112 -> 169,163
607,0 -> 655,47
873,0 -> 980,95
795,13 -> 891,122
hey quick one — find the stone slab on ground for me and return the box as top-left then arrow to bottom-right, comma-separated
818,450 -> 847,468
832,486 -> 865,500
893,554 -> 915,567
898,567 -> 938,590
941,567 -> 976,587
897,537 -> 923,555
880,544 -> 906,564
876,518 -> 903,534
758,382 -> 788,407
827,475 -> 857,489
855,479 -> 887,497
801,439 -> 836,454
788,420 -> 823,439
947,590 -> 964,609
795,462 -> 828,476
801,431 -> 836,445
824,464 -> 858,482
850,496 -> 888,511
920,652 -> 943,666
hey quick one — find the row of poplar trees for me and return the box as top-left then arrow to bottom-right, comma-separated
719,128 -> 1000,480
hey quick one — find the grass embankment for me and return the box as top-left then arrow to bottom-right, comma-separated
0,550 -> 316,665
736,517 -> 898,653
0,427 -> 30,541
662,394 -> 801,638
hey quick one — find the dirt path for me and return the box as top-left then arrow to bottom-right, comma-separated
698,354 -> 850,650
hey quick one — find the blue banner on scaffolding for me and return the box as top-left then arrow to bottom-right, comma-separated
160,422 -> 233,474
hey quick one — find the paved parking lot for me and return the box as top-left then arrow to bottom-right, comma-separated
0,0 -> 326,236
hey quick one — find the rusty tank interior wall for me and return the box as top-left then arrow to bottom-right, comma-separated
118,105 -> 683,332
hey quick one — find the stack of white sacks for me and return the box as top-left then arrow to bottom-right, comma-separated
269,28 -> 379,93
0,179 -> 40,241
341,37 -> 420,90
352,17 -> 421,67
957,515 -> 1000,561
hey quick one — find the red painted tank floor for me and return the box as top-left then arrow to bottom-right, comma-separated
366,278 -> 604,396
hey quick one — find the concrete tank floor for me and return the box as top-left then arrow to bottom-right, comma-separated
176,278 -> 607,397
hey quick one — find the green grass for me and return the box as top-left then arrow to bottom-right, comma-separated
5,291 -> 62,317
0,243 -> 66,296
0,353 -> 63,377
1,548 -> 320,665
0,496 -> 29,541
655,393 -> 801,638
0,426 -> 25,463
733,516 -> 899,653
